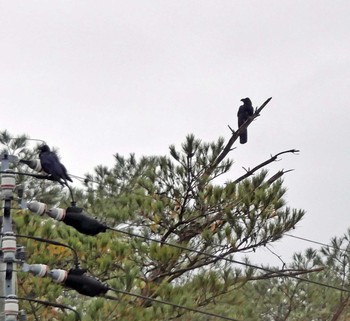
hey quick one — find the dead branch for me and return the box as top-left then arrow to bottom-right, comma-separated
234,149 -> 299,184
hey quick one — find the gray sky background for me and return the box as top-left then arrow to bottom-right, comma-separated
1,1 -> 350,266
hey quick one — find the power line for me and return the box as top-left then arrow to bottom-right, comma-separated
65,172 -> 350,255
285,233 -> 350,253
0,296 -> 81,321
69,173 -> 91,184
7,156 -> 350,321
25,200 -> 350,295
2,233 -> 79,267
16,167 -> 347,256
24,262 -> 242,321
105,289 -> 241,321
23,202 -> 350,318
59,172 -> 350,256
108,227 -> 350,294
11,159 -> 350,306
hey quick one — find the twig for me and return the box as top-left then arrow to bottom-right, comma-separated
266,169 -> 294,185
266,245 -> 287,269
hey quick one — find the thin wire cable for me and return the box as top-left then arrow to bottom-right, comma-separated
0,296 -> 81,321
105,289 -> 241,321
108,227 -> 350,294
46,170 -> 350,256
5,160 -> 349,293
0,169 -> 76,203
70,173 -> 92,184
0,170 -> 55,182
8,137 -> 46,144
285,233 -> 350,252
42,171 -> 350,256
1,233 -> 79,267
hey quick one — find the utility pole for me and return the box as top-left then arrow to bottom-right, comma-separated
0,153 -> 19,321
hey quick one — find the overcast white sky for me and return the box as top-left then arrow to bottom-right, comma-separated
1,1 -> 350,266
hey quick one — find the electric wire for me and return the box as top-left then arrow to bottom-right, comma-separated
43,171 -> 350,255
7,167 -> 350,293
0,170 -> 56,182
52,172 -> 350,256
1,149 -> 240,320
2,216 -> 241,319
0,169 -> 76,203
285,233 -> 350,253
8,158 -> 350,308
1,233 -> 80,267
105,289 -> 241,321
0,295 -> 81,321
108,227 -> 350,294
12,230 -> 242,320
8,137 -> 46,145
63,171 -> 350,257
15,206 -> 350,317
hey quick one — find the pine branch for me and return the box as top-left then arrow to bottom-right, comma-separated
330,294 -> 350,321
256,267 -> 324,280
234,150 -> 299,184
202,97 -> 272,179
280,280 -> 302,321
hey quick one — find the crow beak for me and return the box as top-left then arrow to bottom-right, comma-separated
38,144 -> 46,152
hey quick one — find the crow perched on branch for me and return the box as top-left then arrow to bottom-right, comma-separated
38,145 -> 73,186
237,97 -> 254,144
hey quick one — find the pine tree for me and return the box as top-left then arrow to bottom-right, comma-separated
235,230 -> 350,321
1,98 -> 314,320
80,98 -> 306,320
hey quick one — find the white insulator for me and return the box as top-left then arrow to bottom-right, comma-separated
28,264 -> 49,277
30,159 -> 43,172
48,269 -> 67,283
21,159 -> 43,172
1,173 -> 16,199
48,207 -> 66,221
2,235 -> 16,260
27,201 -> 47,215
4,298 -> 19,318
2,235 -> 16,251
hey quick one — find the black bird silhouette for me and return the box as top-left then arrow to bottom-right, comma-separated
65,268 -> 108,297
38,145 -> 73,185
237,97 -> 254,144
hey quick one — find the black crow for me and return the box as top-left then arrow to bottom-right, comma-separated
237,97 -> 254,144
65,268 -> 109,297
38,145 -> 73,185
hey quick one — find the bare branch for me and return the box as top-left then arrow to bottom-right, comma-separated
251,267 -> 324,281
234,149 -> 299,184
330,294 -> 350,321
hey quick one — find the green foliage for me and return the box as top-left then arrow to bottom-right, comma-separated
0,128 -> 308,320
232,230 -> 350,321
